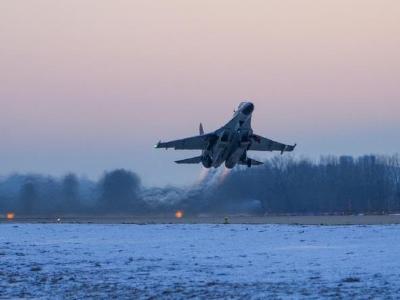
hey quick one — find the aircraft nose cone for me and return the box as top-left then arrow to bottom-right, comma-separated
242,102 -> 254,115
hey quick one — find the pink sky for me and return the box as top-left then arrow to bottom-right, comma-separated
0,1 -> 399,186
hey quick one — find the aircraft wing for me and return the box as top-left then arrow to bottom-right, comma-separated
155,134 -> 213,150
249,134 -> 296,153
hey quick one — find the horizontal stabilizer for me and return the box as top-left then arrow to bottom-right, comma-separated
239,158 -> 264,167
175,156 -> 202,164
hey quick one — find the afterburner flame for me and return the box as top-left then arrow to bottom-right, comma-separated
175,210 -> 184,219
6,212 -> 15,220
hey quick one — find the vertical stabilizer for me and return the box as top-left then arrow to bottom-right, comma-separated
199,123 -> 204,135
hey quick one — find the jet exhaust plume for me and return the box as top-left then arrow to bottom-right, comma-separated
196,167 -> 211,186
216,167 -> 231,186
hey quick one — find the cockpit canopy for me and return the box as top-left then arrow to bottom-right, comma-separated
241,102 -> 254,115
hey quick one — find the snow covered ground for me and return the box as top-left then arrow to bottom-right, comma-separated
1,224 -> 400,299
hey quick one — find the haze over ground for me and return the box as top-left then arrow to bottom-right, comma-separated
0,1 -> 399,186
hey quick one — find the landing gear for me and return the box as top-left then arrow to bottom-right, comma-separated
239,153 -> 252,168
247,159 -> 252,168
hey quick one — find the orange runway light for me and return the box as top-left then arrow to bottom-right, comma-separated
6,212 -> 15,220
175,210 -> 184,219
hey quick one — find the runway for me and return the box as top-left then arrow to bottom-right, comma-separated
2,214 -> 400,225
1,223 -> 400,298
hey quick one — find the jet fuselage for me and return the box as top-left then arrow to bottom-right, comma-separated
202,102 -> 254,168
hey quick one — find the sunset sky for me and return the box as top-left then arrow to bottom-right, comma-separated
0,1 -> 399,186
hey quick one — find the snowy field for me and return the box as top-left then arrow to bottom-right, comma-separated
1,224 -> 400,299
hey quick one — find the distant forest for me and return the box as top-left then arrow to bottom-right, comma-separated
1,154 -> 399,216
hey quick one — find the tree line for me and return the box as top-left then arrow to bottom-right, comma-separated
0,170 -> 143,215
0,154 -> 399,216
211,154 -> 400,214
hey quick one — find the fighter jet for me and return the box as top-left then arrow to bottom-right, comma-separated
155,102 -> 296,168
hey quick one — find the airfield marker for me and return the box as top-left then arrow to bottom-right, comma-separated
175,210 -> 184,219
